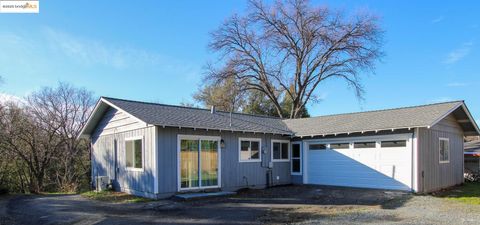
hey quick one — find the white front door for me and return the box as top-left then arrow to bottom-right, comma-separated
304,134 -> 413,191
178,135 -> 221,191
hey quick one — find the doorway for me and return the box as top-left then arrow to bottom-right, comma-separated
178,135 -> 221,191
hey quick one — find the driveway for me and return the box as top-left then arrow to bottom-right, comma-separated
1,185 -> 480,225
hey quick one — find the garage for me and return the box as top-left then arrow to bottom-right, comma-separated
303,134 -> 413,191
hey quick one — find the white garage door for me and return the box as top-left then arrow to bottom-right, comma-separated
304,134 -> 413,191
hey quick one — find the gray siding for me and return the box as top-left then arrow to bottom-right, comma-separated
291,175 -> 303,184
92,107 -> 146,137
417,115 -> 464,193
157,127 -> 291,195
91,108 -> 156,198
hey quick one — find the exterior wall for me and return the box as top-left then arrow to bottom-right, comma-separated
91,108 -> 157,198
156,127 -> 292,196
417,115 -> 464,193
92,107 -> 147,137
291,175 -> 303,184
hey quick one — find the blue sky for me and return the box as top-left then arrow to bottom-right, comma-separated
0,1 -> 478,121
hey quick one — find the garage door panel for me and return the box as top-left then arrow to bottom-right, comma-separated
305,134 -> 412,191
307,176 -> 410,190
308,164 -> 379,172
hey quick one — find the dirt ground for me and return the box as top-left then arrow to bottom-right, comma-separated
1,185 -> 480,225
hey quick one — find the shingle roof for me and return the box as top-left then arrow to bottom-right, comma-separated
103,97 -> 292,135
81,97 -> 475,138
283,101 -> 464,136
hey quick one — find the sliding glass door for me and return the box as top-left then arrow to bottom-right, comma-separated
180,139 -> 199,189
179,136 -> 220,190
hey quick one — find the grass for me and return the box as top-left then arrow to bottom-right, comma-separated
436,182 -> 480,205
81,190 -> 152,203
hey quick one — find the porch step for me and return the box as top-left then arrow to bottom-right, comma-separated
174,191 -> 236,200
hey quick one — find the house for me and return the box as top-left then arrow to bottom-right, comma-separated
79,97 -> 480,198
464,139 -> 480,173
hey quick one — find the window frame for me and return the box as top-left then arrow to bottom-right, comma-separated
309,143 -> 328,151
353,141 -> 377,149
177,134 -> 222,191
271,139 -> 290,162
329,142 -> 351,150
380,140 -> 407,148
291,142 -> 302,175
125,136 -> 144,172
439,138 -> 450,163
238,138 -> 262,163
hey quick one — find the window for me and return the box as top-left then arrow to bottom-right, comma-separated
272,140 -> 290,161
239,138 -> 261,162
126,137 -> 143,170
381,140 -> 407,148
439,138 -> 450,163
309,144 -> 327,150
354,141 -> 376,149
330,143 -> 350,149
291,143 -> 301,174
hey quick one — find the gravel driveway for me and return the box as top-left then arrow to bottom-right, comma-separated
1,185 -> 479,225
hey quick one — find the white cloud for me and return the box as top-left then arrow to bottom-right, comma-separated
443,42 -> 473,64
0,27 -> 202,91
43,27 -> 172,69
430,97 -> 453,103
431,16 -> 444,24
446,82 -> 469,87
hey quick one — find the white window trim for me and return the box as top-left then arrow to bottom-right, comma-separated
271,139 -> 290,162
125,136 -> 144,172
291,142 -> 302,175
238,138 -> 262,163
177,134 -> 222,191
439,137 -> 450,164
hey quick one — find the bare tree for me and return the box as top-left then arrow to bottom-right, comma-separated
27,82 -> 94,192
0,83 -> 94,193
0,102 -> 60,192
206,0 -> 383,118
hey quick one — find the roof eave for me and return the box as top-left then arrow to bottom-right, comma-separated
77,98 -> 105,140
294,126 -> 423,138
77,97 -> 149,139
154,124 -> 293,136
428,102 -> 480,136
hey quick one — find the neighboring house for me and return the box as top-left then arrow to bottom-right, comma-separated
79,97 -> 479,198
464,140 -> 480,173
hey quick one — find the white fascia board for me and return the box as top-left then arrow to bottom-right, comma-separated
77,98 -> 105,139
101,98 -> 148,127
77,97 -> 150,139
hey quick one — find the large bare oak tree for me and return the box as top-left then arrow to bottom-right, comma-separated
206,0 -> 383,118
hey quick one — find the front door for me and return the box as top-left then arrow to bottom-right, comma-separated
178,135 -> 221,191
